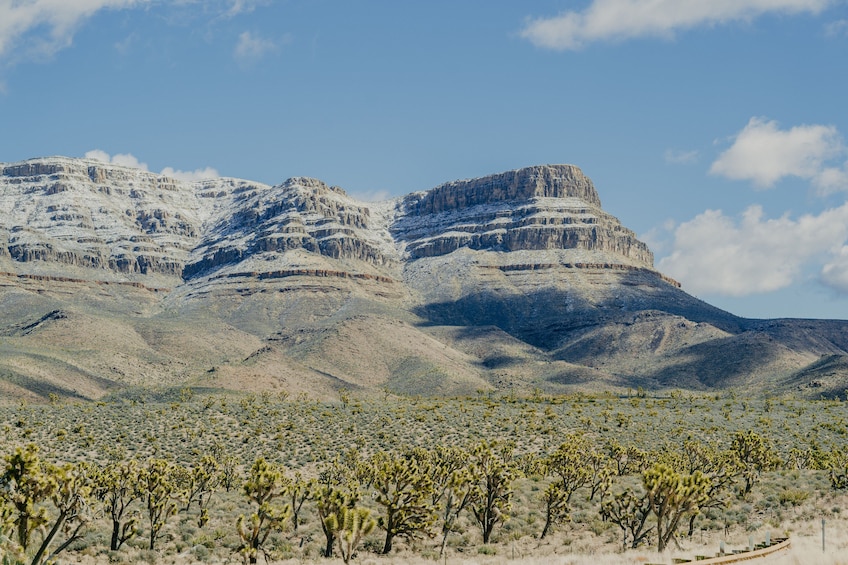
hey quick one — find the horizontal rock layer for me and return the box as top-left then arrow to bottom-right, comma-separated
392,195 -> 653,265
0,159 -> 660,284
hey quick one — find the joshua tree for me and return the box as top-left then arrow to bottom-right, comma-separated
544,435 -> 593,503
370,450 -> 436,554
428,446 -> 475,558
327,506 -> 375,564
29,463 -> 92,565
731,430 -> 779,497
643,463 -> 710,552
0,446 -> 93,565
314,483 -> 356,558
237,458 -> 291,565
600,487 -> 653,549
469,441 -> 520,544
286,472 -> 312,533
178,455 -> 221,527
539,481 -> 570,540
139,458 -> 179,551
93,459 -> 142,550
0,444 -> 53,552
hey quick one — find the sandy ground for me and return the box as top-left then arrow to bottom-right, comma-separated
58,530 -> 848,565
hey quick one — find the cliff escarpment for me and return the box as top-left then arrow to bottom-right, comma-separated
403,164 -> 602,214
3,157 -> 846,402
1,158 -> 208,279
392,165 -> 652,265
184,177 -> 395,280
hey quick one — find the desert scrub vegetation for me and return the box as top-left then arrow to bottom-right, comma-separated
2,390 -> 848,563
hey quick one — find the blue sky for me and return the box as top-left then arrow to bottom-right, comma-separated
2,0 -> 848,320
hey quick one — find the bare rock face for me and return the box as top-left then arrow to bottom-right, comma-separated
404,164 -> 602,214
0,159 -> 657,286
0,158 -> 203,279
393,165 -> 652,265
184,177 -> 394,280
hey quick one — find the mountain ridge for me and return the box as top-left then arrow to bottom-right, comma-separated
1,156 -> 846,402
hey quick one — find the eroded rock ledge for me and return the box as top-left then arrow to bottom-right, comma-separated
0,158 -> 666,287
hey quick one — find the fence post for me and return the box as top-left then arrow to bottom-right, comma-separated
822,518 -> 826,552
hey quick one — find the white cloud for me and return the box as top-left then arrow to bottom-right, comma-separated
822,246 -> 848,293
640,219 -> 677,256
0,0 -> 145,62
815,164 -> 848,194
114,32 -> 138,55
657,203 -> 848,296
520,0 -> 832,50
85,150 -> 218,180
710,117 -> 845,189
664,149 -> 699,164
85,149 -> 149,170
0,1 -> 274,65
234,30 -> 281,64
160,166 -> 220,181
175,0 -> 268,17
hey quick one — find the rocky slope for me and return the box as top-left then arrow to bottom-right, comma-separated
1,157 -> 846,401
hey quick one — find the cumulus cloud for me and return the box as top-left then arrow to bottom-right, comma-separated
160,166 -> 220,181
815,164 -> 848,194
520,0 -> 832,50
822,246 -> 848,293
85,149 -> 149,170
85,149 -> 219,180
0,0 -> 145,62
657,204 -> 848,296
234,30 -> 283,64
710,117 -> 847,191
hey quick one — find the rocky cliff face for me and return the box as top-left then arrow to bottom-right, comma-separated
0,158 -> 205,279
0,159 -> 659,288
184,177 -> 395,280
393,168 -> 652,265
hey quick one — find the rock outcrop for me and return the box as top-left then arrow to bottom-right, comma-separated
0,159 -> 658,285
394,165 -> 652,264
0,157 -> 204,279
184,177 -> 395,280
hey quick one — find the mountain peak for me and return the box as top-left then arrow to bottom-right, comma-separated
403,164 -> 600,216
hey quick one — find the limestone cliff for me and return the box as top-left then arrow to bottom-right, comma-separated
393,165 -> 652,265
0,158 -> 204,279
0,159 -> 660,285
184,177 -> 395,280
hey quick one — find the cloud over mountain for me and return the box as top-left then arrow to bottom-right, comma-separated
659,204 -> 848,296
84,149 -> 219,181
